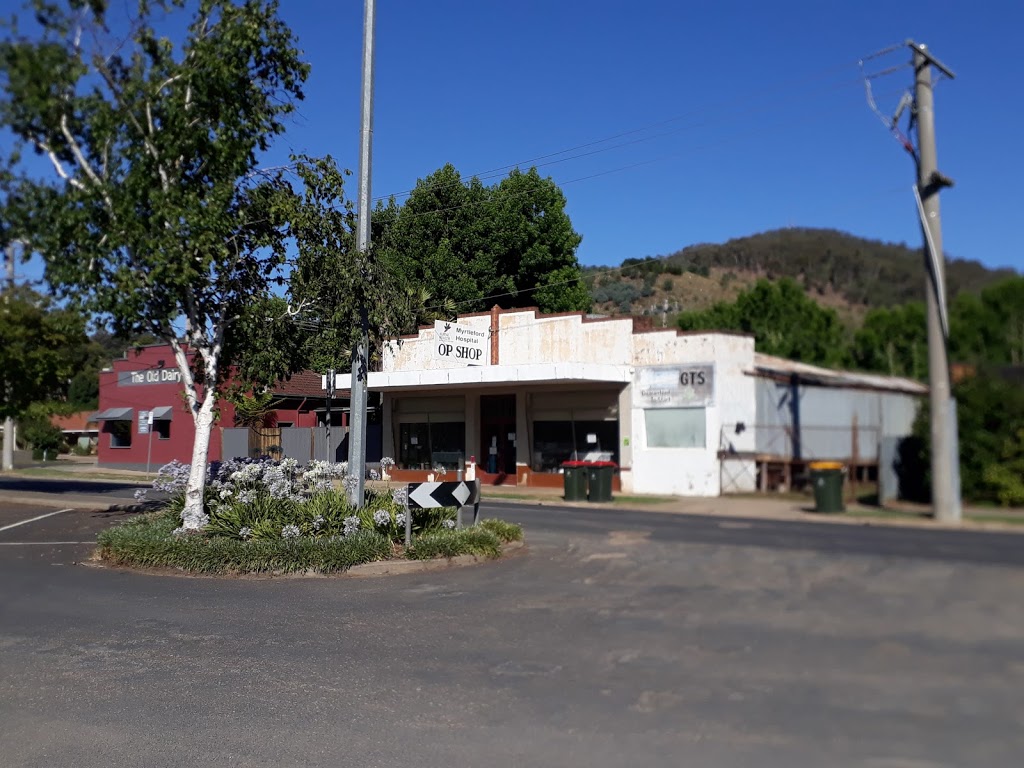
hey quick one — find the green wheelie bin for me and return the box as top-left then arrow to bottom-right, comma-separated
561,461 -> 588,501
587,461 -> 616,502
809,461 -> 845,513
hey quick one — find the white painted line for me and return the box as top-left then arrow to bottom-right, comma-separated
0,540 -> 93,548
0,508 -> 71,533
717,521 -> 754,530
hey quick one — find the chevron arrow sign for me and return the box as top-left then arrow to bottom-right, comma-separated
407,481 -> 479,509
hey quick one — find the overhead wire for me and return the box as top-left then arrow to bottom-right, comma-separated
370,43 -> 910,207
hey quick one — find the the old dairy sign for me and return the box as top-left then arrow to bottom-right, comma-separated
433,320 -> 487,365
633,364 -> 715,408
117,368 -> 183,386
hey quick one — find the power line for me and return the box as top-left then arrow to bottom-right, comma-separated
370,45 -> 909,206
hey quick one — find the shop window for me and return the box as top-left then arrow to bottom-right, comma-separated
532,421 -> 618,472
155,420 -> 171,440
399,422 -> 465,470
108,420 -> 132,448
644,408 -> 706,448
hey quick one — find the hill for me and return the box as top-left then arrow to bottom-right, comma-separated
585,228 -> 1017,322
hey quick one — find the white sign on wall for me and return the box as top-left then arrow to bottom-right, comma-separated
433,320 -> 487,366
633,364 -> 715,408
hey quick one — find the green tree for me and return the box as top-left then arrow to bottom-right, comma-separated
677,278 -> 848,366
377,165 -> 590,315
903,371 -> 1024,505
850,302 -> 928,379
950,277 -> 1024,365
1,0 -> 309,528
0,287 -> 88,427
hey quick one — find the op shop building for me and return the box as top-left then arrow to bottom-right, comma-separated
347,306 -> 925,499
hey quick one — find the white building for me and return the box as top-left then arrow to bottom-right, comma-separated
368,306 -> 759,496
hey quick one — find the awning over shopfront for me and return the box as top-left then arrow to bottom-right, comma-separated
90,407 -> 134,421
367,362 -> 631,393
150,406 -> 175,420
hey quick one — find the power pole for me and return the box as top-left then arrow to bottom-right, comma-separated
2,242 -> 15,471
348,0 -> 376,507
910,41 -> 961,523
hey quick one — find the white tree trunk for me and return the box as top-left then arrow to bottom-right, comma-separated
180,385 -> 217,530
2,415 -> 14,472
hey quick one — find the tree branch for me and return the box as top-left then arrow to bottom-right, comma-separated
58,114 -> 113,210
34,139 -> 86,192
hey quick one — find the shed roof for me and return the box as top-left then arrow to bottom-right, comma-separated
752,353 -> 928,395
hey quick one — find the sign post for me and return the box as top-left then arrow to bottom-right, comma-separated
405,479 -> 481,540
142,410 -> 155,477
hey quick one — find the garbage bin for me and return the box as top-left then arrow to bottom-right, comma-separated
561,461 -> 588,501
587,461 -> 616,502
809,461 -> 845,512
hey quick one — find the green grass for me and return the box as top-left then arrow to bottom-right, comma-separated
96,508 -> 525,574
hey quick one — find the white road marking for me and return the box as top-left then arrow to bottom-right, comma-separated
0,508 -> 72,533
717,521 -> 754,530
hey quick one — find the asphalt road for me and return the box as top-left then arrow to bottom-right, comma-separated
0,475 -> 148,500
1,498 -> 1022,767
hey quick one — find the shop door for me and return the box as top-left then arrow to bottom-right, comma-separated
480,394 -> 516,475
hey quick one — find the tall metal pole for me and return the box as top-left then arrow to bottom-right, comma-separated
2,242 -> 16,471
348,0 -> 376,507
911,42 -> 961,523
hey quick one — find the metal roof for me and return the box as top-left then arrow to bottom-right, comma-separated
90,407 -> 134,421
752,353 -> 928,396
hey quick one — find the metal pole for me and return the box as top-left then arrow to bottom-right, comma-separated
2,242 -> 16,472
911,42 -> 961,523
348,0 -> 376,508
325,368 -> 334,462
404,491 -> 411,549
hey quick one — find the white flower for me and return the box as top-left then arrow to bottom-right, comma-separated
219,488 -> 233,500
342,516 -> 361,537
396,511 -> 407,527
380,457 -> 395,470
281,524 -> 301,539
312,515 -> 325,531
373,509 -> 391,527
442,519 -> 456,529
239,526 -> 253,540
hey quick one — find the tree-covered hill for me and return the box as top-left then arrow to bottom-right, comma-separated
588,227 -> 1017,317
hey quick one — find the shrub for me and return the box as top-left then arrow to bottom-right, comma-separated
97,511 -> 393,574
661,277 -> 674,292
406,526 -> 502,560
478,518 -> 523,543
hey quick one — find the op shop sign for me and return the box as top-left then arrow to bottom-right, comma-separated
433,320 -> 487,365
633,364 -> 715,408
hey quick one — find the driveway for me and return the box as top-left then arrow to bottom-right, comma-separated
0,499 -> 1022,767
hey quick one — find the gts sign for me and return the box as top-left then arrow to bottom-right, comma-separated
679,370 -> 707,387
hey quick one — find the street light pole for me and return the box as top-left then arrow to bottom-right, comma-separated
348,0 -> 376,506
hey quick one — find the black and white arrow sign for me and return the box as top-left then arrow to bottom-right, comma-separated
407,481 -> 479,509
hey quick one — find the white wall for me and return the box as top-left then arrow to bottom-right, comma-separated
629,333 -> 757,496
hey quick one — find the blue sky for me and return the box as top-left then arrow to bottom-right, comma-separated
8,0 -> 1024,279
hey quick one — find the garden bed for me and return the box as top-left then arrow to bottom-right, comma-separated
95,458 -> 523,576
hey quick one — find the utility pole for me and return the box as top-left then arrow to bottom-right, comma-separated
2,242 -> 15,471
910,41 -> 961,523
347,0 -> 376,507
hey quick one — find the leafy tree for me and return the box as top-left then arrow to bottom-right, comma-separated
850,302 -> 928,379
902,371 -> 1024,505
376,165 -> 590,315
0,0 -> 309,528
0,287 -> 88,427
677,278 -> 848,366
950,277 -> 1024,365
67,368 -> 99,409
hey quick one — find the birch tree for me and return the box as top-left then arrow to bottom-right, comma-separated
0,0 -> 308,528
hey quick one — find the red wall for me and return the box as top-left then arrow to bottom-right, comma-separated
97,345 -> 326,469
97,346 -> 221,470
